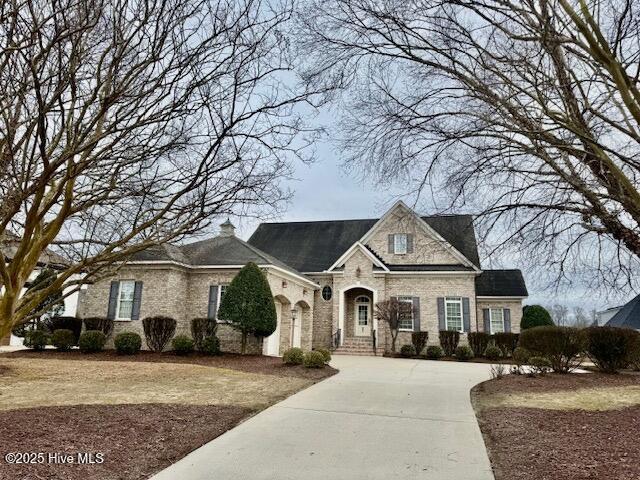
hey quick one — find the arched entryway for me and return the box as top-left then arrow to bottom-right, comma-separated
263,294 -> 290,356
292,300 -> 311,349
338,285 -> 378,346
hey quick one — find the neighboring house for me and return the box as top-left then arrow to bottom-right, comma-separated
596,305 -> 624,326
1,233 -> 79,346
79,201 -> 528,355
605,295 -> 640,330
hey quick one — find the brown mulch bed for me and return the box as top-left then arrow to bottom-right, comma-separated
473,374 -> 640,480
1,349 -> 337,380
477,405 -> 640,480
475,371 -> 640,396
0,403 -> 252,480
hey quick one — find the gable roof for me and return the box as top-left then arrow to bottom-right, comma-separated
475,270 -> 528,297
606,294 -> 640,329
130,235 -> 314,286
247,214 -> 480,272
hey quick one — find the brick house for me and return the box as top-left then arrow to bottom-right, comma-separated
78,201 -> 528,355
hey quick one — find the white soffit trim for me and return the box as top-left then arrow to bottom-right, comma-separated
358,200 -> 481,271
326,242 -> 389,272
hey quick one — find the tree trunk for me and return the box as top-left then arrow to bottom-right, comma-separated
391,331 -> 398,353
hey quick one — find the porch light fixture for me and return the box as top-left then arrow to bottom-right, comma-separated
291,308 -> 297,320
282,280 -> 288,288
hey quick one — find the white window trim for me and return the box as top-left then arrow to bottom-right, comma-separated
394,233 -> 408,255
489,308 -> 505,334
445,297 -> 463,333
397,296 -> 414,331
115,280 -> 135,321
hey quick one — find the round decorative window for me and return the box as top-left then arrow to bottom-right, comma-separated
321,285 -> 332,301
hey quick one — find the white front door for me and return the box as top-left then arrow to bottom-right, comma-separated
354,296 -> 371,337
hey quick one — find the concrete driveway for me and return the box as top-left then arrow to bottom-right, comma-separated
151,355 -> 494,480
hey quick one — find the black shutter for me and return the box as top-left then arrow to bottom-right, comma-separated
131,281 -> 143,320
462,297 -> 470,332
504,308 -> 511,332
437,297 -> 445,330
483,309 -> 490,333
208,285 -> 219,320
412,297 -> 420,331
388,234 -> 394,253
107,281 -> 119,320
407,234 -> 414,253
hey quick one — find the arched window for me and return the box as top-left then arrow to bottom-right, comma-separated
321,285 -> 332,301
355,295 -> 370,303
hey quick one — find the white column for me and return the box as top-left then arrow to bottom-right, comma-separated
338,289 -> 345,346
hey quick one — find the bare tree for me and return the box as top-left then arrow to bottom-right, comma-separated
549,304 -> 570,326
297,0 -> 640,293
572,307 -> 591,328
0,0 -> 321,338
375,298 -> 412,353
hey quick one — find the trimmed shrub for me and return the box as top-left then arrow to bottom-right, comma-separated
172,335 -> 194,355
521,305 -> 554,330
201,336 -> 221,356
439,330 -> 460,356
315,348 -> 331,363
51,329 -> 75,351
411,332 -> 429,355
83,317 -> 114,337
468,332 -> 490,357
512,347 -> 530,364
400,344 -> 416,357
585,326 -> 640,373
493,332 -> 519,357
425,345 -> 444,359
114,332 -> 142,355
529,356 -> 552,375
191,318 -> 218,351
24,329 -> 49,350
629,336 -> 640,371
43,316 -> 82,343
484,345 -> 502,361
142,316 -> 177,352
455,345 -> 474,361
303,351 -> 325,368
218,262 -> 277,354
283,347 -> 304,365
79,330 -> 106,353
519,326 -> 586,373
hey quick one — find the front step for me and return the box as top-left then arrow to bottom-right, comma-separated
333,337 -> 377,356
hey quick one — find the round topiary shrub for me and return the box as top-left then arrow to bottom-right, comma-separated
400,344 -> 417,357
283,347 -> 304,365
201,336 -> 221,355
484,345 -> 502,361
455,345 -> 474,361
521,305 -> 554,330
315,348 -> 331,363
425,345 -> 444,360
585,326 -> 640,373
79,330 -> 106,353
114,332 -> 142,355
303,350 -> 325,368
51,329 -> 75,351
513,346 -> 530,364
24,329 -> 49,350
172,335 -> 194,355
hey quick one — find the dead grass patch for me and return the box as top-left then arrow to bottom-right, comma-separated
0,358 -> 312,411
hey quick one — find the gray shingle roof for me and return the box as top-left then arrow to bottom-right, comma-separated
130,235 -> 310,281
247,215 -> 480,272
475,270 -> 528,297
606,294 -> 640,329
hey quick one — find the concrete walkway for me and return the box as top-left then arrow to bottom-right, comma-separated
151,356 -> 495,480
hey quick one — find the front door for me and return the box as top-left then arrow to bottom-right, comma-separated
354,296 -> 371,337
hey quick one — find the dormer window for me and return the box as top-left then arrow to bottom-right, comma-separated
394,234 -> 408,254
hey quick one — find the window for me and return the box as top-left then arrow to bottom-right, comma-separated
490,308 -> 504,334
445,297 -> 463,332
394,234 -> 408,254
398,296 -> 414,330
216,284 -> 228,322
116,280 -> 135,320
322,285 -> 332,301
